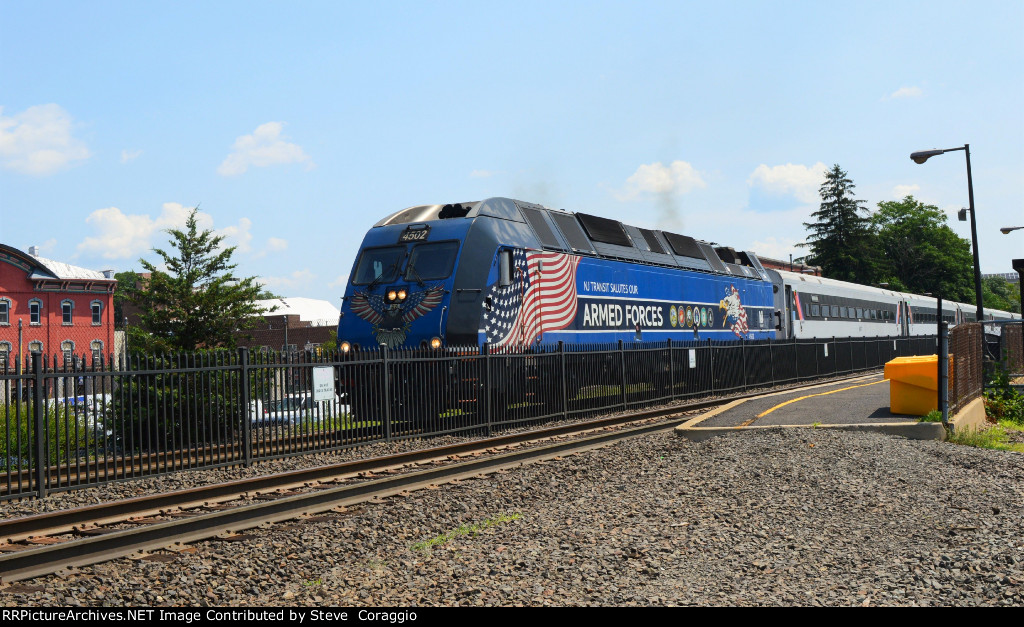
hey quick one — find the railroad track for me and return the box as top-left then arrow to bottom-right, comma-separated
0,373 -> 878,585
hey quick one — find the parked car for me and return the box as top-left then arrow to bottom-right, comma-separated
251,393 -> 347,426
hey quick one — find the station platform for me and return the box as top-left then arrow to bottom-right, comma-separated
675,373 -> 988,442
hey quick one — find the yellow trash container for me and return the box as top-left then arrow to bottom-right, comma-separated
883,355 -> 952,416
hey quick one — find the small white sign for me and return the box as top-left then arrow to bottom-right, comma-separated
688,349 -> 697,369
312,366 -> 335,402
823,343 -> 829,357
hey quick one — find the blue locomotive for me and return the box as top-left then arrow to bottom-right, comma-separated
337,197 -> 778,352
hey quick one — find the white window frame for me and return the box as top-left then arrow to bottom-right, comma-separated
29,299 -> 42,325
91,300 -> 103,325
0,298 -> 10,325
61,299 -> 74,325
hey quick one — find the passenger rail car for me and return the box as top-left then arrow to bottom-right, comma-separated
777,270 -> 1019,340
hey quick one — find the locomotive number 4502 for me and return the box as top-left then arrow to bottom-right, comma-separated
399,226 -> 430,242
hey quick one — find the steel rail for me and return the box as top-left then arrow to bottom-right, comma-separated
0,371 -> 879,542
0,396 -> 722,540
0,411 -> 696,584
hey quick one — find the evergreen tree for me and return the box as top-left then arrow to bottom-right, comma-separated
802,164 -> 878,283
871,195 -> 974,302
123,208 -> 264,351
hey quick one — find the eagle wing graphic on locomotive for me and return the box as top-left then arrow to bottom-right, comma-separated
349,284 -> 446,348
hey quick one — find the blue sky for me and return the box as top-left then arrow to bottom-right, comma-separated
2,1 -> 1022,305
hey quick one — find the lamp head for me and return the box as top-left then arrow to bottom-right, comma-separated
958,208 -> 968,222
910,149 -> 944,164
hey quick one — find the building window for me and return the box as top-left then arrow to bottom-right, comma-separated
29,299 -> 42,325
91,340 -> 104,364
0,298 -> 9,325
61,340 -> 75,367
91,300 -> 103,325
62,300 -> 74,325
0,342 -> 10,370
28,340 -> 43,353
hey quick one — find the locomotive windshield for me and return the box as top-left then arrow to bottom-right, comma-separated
404,241 -> 459,282
352,246 -> 404,285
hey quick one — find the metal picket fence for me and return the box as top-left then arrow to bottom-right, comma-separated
1,334 -> 938,501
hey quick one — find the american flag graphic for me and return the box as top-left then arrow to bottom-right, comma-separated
483,250 -> 581,348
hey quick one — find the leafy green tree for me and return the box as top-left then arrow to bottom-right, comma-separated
871,196 -> 974,302
982,276 -> 1021,314
123,208 -> 264,351
802,164 -> 878,283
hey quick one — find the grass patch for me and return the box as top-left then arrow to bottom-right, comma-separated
411,513 -> 522,552
573,383 -> 653,400
919,409 -> 944,423
947,424 -> 1024,453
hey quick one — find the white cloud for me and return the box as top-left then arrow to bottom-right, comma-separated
470,169 -> 498,178
252,236 -> 288,259
328,274 -> 349,289
77,203 -> 256,260
120,149 -> 142,164
260,269 -> 315,291
0,104 -> 90,175
615,160 -> 706,201
217,122 -> 313,176
893,184 -> 920,198
747,162 -> 827,204
218,217 -> 253,254
887,86 -> 923,99
38,238 -> 58,255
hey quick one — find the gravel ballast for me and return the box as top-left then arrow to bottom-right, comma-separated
3,428 -> 1023,606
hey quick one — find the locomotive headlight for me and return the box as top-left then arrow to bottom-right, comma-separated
387,290 -> 398,301
430,336 -> 442,350
397,289 -> 407,300
340,341 -> 351,353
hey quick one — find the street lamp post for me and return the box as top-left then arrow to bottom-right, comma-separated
910,144 -> 983,324
1014,258 -> 1024,374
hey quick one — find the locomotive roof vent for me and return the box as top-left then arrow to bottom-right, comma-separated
439,203 -> 472,219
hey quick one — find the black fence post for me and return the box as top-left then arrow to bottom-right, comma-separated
618,339 -> 626,410
32,351 -> 46,499
741,338 -> 748,392
668,338 -> 675,401
559,341 -> 568,421
768,337 -> 775,386
381,345 -> 391,442
239,347 -> 252,467
484,343 -> 492,437
793,338 -> 799,382
707,338 -> 715,396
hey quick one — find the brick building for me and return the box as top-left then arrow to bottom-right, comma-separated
0,244 -> 117,370
235,297 -> 340,354
756,255 -> 822,276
